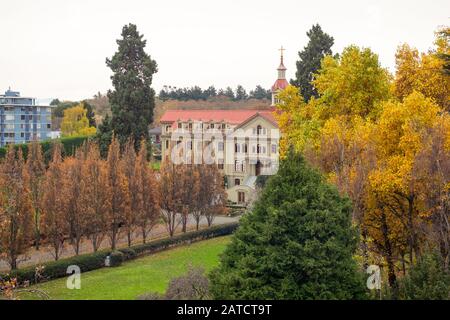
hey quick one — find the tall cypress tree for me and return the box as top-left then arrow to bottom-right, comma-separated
209,149 -> 366,299
291,24 -> 334,102
106,24 -> 158,150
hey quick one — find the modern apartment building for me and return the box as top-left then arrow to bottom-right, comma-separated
0,89 -> 53,146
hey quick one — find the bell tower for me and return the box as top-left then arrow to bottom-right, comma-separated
271,46 -> 289,106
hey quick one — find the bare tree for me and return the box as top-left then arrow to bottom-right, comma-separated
201,165 -> 227,227
64,151 -> 87,255
79,143 -> 110,252
25,141 -> 46,251
135,141 -> 160,243
0,147 -> 33,270
122,139 -> 137,247
159,163 -> 184,237
105,135 -> 130,250
41,143 -> 68,260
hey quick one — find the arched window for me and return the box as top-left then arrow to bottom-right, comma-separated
257,125 -> 262,135
235,178 -> 240,186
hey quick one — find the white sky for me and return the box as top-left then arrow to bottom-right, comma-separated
0,0 -> 448,101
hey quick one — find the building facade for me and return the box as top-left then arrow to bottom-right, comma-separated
0,89 -> 53,146
160,109 -> 280,205
159,50 -> 287,205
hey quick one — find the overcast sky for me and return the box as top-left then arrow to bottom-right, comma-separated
0,0 -> 448,102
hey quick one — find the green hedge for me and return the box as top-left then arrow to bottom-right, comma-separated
0,135 -> 92,162
1,222 -> 239,285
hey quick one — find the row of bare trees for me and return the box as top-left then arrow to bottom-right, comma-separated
0,137 -> 226,270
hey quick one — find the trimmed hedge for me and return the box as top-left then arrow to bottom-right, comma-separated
109,251 -> 125,267
0,135 -> 92,162
1,222 -> 238,285
2,250 -> 110,285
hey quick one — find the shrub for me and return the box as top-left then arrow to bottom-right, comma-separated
131,223 -> 238,256
4,250 -> 110,285
165,266 -> 210,300
109,251 -> 125,267
119,248 -> 137,260
0,223 -> 239,285
136,266 -> 210,300
0,135 -> 92,162
398,251 -> 450,300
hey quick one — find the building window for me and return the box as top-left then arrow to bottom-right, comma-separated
221,123 -> 226,129
187,140 -> 192,150
210,123 -> 215,129
234,160 -> 245,172
218,159 -> 224,170
178,122 -> 182,129
257,125 -> 262,135
272,144 -> 277,153
242,143 -> 248,153
47,124 -> 51,129
218,141 -> 224,151
165,140 -> 169,149
235,179 -> 240,186
235,143 -> 240,153
238,191 -> 245,203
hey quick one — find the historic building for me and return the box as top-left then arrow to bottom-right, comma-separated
159,50 -> 287,205
0,89 -> 53,146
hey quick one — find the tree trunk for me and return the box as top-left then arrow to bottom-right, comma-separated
34,211 -> 40,251
127,231 -> 132,247
142,228 -> 147,244
10,254 -> 17,270
381,211 -> 398,298
111,228 -> 117,250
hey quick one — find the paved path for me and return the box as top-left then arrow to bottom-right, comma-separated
0,214 -> 240,272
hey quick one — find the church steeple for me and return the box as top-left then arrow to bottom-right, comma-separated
277,46 -> 287,79
271,46 -> 289,106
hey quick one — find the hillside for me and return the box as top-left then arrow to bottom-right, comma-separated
83,95 -> 272,128
153,96 -> 272,127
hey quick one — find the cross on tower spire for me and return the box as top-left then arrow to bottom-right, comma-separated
279,46 -> 285,62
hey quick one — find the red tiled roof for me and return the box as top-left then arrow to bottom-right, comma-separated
160,109 -> 277,126
271,79 -> 289,92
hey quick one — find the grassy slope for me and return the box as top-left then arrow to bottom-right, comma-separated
23,236 -> 230,300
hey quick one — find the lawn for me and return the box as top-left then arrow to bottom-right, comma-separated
22,236 -> 230,300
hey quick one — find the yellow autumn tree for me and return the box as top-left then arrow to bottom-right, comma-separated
61,103 -> 97,137
313,45 -> 391,119
393,28 -> 450,111
275,30 -> 450,293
